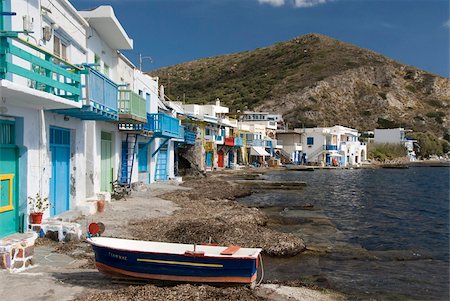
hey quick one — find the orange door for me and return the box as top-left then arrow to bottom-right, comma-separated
218,151 -> 224,168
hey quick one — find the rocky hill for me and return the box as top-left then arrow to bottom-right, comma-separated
149,34 -> 450,137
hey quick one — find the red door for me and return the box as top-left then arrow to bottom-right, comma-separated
218,150 -> 224,168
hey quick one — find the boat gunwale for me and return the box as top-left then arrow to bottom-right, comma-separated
87,237 -> 262,260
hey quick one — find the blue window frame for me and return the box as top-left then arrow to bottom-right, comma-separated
307,137 -> 314,145
138,143 -> 148,172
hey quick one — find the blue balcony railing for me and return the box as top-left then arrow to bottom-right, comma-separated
323,144 -> 338,151
177,125 -> 185,140
55,65 -> 118,120
215,135 -> 224,144
234,137 -> 244,147
248,139 -> 264,147
0,35 -> 82,102
145,113 -> 180,138
185,130 -> 196,145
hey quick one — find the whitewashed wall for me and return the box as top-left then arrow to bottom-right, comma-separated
374,128 -> 403,144
302,129 -> 326,162
4,105 -> 86,222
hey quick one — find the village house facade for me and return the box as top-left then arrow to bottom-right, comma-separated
0,1 -> 177,239
299,125 -> 367,166
0,0 -> 369,246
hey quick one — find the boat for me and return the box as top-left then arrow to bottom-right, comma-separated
285,165 -> 315,171
87,236 -> 263,286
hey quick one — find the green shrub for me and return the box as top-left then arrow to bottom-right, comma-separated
426,111 -> 446,124
368,143 -> 407,161
377,118 -> 400,128
409,132 -> 445,158
405,85 -> 417,93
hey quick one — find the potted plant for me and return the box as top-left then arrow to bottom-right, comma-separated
28,193 -> 49,224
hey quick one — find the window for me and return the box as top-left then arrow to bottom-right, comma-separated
146,93 -> 150,112
53,36 -> 61,57
53,36 -> 68,61
103,64 -> 110,77
205,128 -> 211,136
94,55 -> 101,71
307,137 -> 314,145
61,44 -> 67,61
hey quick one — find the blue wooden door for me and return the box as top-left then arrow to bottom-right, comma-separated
206,152 -> 213,168
0,120 -> 18,238
228,151 -> 234,168
49,127 -> 70,216
155,146 -> 168,181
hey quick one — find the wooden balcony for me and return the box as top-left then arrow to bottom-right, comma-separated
118,90 -> 147,123
224,137 -> 235,146
144,113 -> 180,138
176,126 -> 196,145
234,137 -> 244,147
0,35 -> 82,109
54,65 -> 118,120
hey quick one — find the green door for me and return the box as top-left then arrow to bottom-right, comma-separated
101,132 -> 113,192
0,120 -> 18,238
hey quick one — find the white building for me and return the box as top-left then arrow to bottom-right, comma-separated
299,125 -> 367,166
0,1 -> 164,238
276,130 -> 303,164
374,128 -> 417,161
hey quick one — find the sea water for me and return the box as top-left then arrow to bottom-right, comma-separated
239,167 -> 449,300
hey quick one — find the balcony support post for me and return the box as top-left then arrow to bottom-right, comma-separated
152,137 -> 170,158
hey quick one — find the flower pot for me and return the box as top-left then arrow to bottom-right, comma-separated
97,200 -> 105,213
30,212 -> 44,224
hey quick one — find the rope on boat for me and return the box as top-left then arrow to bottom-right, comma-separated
256,253 -> 264,287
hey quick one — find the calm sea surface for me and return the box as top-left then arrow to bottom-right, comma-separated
239,167 -> 449,300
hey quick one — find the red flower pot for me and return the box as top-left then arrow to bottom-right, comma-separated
97,200 -> 105,213
30,212 -> 44,224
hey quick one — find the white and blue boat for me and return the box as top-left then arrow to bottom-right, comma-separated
87,237 -> 262,285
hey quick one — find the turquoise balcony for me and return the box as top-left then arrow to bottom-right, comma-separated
323,144 -> 338,151
118,90 -> 147,123
234,137 -> 244,147
54,65 -> 118,120
176,126 -> 196,145
145,113 -> 180,138
248,139 -> 264,147
0,35 -> 82,108
185,131 -> 196,145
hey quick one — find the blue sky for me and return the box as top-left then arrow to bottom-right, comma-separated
71,0 -> 449,77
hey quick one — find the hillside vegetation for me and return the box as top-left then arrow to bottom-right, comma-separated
149,34 -> 450,138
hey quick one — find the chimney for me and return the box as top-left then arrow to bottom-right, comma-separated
159,85 -> 165,100
215,98 -> 220,106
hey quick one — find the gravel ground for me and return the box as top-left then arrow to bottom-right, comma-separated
73,284 -> 265,301
31,173 -> 342,301
127,177 -> 306,256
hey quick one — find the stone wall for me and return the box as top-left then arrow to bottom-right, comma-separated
0,233 -> 37,272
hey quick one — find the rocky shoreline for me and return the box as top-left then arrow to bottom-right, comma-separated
70,172 -> 345,301
2,171 -> 346,301
127,177 -> 306,257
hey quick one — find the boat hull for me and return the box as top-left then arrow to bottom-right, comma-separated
91,243 -> 259,284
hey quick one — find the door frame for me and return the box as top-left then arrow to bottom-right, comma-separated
0,119 -> 19,237
100,131 -> 113,192
49,126 -> 70,216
